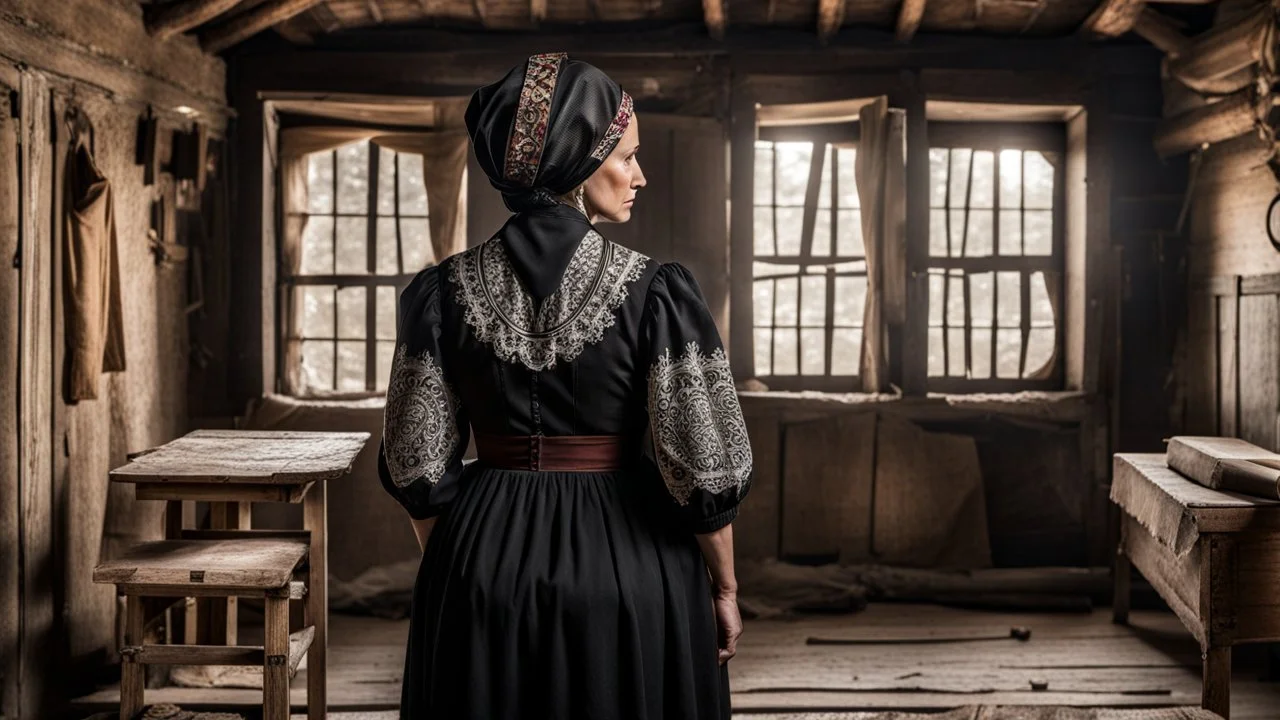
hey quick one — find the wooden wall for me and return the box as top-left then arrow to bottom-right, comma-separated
0,3 -> 228,717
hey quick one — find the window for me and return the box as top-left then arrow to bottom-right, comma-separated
289,140 -> 432,395
752,124 -> 866,392
927,123 -> 1065,392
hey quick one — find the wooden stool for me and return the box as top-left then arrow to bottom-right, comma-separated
93,538 -> 314,720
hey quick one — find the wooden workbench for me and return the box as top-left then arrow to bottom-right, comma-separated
1111,453 -> 1280,719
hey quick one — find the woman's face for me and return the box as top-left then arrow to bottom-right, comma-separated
584,114 -> 645,224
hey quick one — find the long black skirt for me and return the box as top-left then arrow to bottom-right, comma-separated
400,461 -> 732,719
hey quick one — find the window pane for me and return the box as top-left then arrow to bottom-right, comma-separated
996,329 -> 1021,378
376,146 -> 396,216
970,151 -> 994,209
337,340 -> 366,391
800,275 -> 826,327
1030,272 -> 1055,326
1025,328 -> 1055,377
307,152 -> 334,214
818,145 -> 833,210
834,276 -> 866,327
376,217 -> 400,275
753,279 -> 774,327
399,152 -> 428,216
965,209 -> 993,257
831,328 -> 861,375
813,209 -> 831,256
928,272 -> 944,326
970,272 -> 994,328
1024,151 -> 1054,210
754,262 -> 799,279
927,327 -> 944,377
1024,210 -> 1053,255
947,327 -> 965,377
377,286 -> 397,340
754,207 -> 775,256
775,142 -> 812,206
401,218 -> 433,270
754,142 -> 774,202
775,207 -> 803,255
999,149 -> 1022,209
997,271 -> 1021,327
376,340 -> 395,392
300,285 -> 335,338
800,328 -> 825,375
337,287 -> 367,340
946,273 -> 965,326
929,209 -> 948,257
948,149 -> 973,206
336,217 -> 368,274
971,328 -> 992,379
837,147 -> 858,208
836,209 -> 862,257
336,142 -> 369,214
928,148 -> 948,208
754,328 -> 772,376
772,328 -> 798,375
774,277 -> 798,326
998,209 -> 1022,255
301,216 -> 334,274
947,209 -> 968,257
301,340 -> 335,392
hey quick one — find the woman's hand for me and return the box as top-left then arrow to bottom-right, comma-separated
712,589 -> 742,665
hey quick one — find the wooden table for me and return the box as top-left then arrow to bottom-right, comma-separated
109,429 -> 369,720
1112,453 -> 1280,719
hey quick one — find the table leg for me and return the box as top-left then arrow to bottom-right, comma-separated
120,595 -> 144,720
263,594 -> 290,720
303,481 -> 327,720
1113,542 -> 1131,625
1203,645 -> 1231,719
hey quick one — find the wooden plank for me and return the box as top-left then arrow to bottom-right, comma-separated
136,482 -> 311,503
780,413 -> 875,561
110,430 -> 369,485
1237,294 -> 1278,450
727,73 -> 756,380
1154,87 -> 1269,159
1168,6 -> 1275,94
93,539 -> 308,589
147,0 -> 245,40
816,0 -> 845,43
1239,273 -> 1280,295
1122,514 -> 1204,645
181,529 -> 312,542
902,72 -> 929,395
1082,0 -> 1146,38
201,0 -> 331,53
895,0 -> 927,42
1202,646 -> 1232,719
121,597 -> 145,720
130,625 -> 314,668
0,65 -> 20,720
1219,286 -> 1239,436
303,480 -> 328,720
263,596 -> 290,720
1132,8 -> 1190,55
116,581 -> 306,599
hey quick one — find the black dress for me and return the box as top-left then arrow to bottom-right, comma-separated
377,206 -> 753,720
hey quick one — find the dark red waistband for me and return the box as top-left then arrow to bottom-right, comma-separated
473,433 -> 630,472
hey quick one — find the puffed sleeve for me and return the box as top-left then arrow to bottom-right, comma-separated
377,265 -> 471,520
641,262 -> 753,534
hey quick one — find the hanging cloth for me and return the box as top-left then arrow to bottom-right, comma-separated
64,132 -> 126,402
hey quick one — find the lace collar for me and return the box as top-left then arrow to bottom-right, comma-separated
447,230 -> 649,370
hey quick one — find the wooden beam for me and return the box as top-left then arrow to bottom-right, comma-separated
531,0 -> 547,24
148,0 -> 245,41
1169,6 -> 1274,92
1131,7 -> 1189,55
817,0 -> 846,43
1081,0 -> 1146,38
473,0 -> 488,25
895,0 -> 927,42
365,0 -> 383,23
272,16 -> 316,44
1153,86 -> 1272,158
201,0 -> 328,53
703,0 -> 726,40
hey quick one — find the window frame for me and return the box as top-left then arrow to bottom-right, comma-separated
752,122 -> 867,393
925,121 -> 1067,394
279,138 -> 428,397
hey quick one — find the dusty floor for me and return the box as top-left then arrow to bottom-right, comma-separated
73,603 -> 1280,719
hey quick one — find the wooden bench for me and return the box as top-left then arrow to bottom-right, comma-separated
93,538 -> 315,720
1112,453 -> 1280,719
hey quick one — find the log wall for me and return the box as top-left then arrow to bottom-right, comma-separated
0,3 -> 228,717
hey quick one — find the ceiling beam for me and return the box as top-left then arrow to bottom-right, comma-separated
817,0 -> 845,43
895,0 -> 927,42
531,0 -> 547,24
148,0 -> 246,41
1132,6 -> 1189,55
474,0 -> 488,26
1080,0 -> 1146,38
366,0 -> 383,23
201,0 -> 329,53
703,0 -> 726,40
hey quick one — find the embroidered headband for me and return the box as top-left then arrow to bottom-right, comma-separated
502,53 -> 635,187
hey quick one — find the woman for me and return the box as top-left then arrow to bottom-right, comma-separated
377,52 -> 753,719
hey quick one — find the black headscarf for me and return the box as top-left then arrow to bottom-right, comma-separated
466,53 -> 634,299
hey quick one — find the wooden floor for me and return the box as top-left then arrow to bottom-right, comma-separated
71,603 -> 1280,719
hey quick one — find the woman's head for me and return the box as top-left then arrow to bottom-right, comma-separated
466,53 -> 640,220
